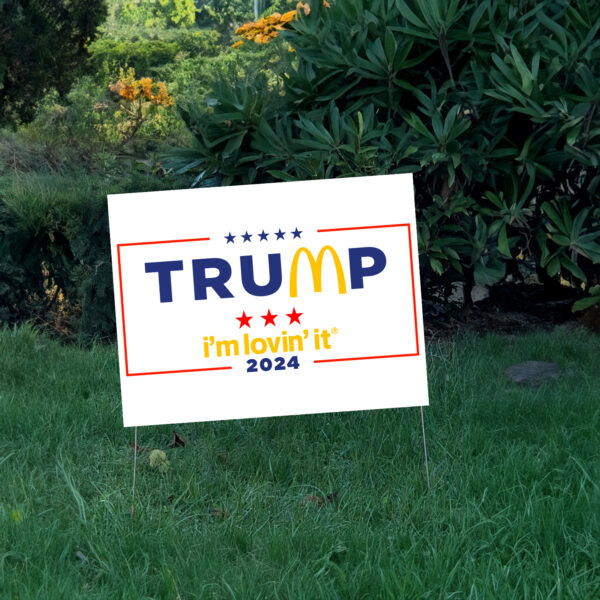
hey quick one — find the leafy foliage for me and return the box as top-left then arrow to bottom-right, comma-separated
171,0 -> 600,305
0,0 -> 108,125
195,0 -> 254,40
116,0 -> 197,28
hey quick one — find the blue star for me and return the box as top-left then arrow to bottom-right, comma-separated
225,232 -> 235,244
275,229 -> 286,240
292,227 -> 302,239
242,231 -> 252,242
258,230 -> 269,241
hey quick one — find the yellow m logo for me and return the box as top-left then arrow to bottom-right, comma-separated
289,246 -> 347,298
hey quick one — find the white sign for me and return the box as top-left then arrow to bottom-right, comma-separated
108,174 -> 428,426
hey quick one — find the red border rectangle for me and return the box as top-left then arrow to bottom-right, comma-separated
116,224 -> 420,376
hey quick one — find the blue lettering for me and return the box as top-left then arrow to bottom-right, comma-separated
348,247 -> 386,289
192,258 -> 234,300
144,260 -> 183,303
240,254 -> 282,296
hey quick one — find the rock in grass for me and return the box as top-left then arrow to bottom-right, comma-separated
505,361 -> 560,386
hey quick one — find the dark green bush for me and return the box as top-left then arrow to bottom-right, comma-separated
0,172 -> 191,342
169,0 -> 600,305
90,38 -> 181,76
0,0 -> 107,125
89,30 -> 222,77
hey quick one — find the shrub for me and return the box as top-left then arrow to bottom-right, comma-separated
0,172 -> 192,342
90,38 -> 182,76
169,0 -> 600,306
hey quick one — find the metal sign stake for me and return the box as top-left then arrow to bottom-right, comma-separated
131,426 -> 138,516
420,407 -> 431,489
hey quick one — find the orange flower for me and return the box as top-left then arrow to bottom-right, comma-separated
139,77 -> 153,100
154,82 -> 174,107
296,1 -> 310,15
233,1 -> 331,45
281,10 -> 296,23
112,67 -> 173,107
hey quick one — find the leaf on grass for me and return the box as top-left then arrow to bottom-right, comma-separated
301,494 -> 325,505
168,430 -> 186,448
209,507 -> 230,519
10,509 -> 22,524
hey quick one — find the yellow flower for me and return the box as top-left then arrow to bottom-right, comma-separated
281,10 -> 296,23
559,276 -> 572,288
232,40 -> 244,48
11,509 -> 23,524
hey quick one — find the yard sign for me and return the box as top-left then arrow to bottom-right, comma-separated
108,174 -> 428,427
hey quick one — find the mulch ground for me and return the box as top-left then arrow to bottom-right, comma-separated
423,281 -> 600,339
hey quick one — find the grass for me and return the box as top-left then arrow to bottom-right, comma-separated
0,324 -> 599,599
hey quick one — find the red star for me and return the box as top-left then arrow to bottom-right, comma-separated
286,307 -> 302,325
261,310 -> 277,326
236,311 -> 253,328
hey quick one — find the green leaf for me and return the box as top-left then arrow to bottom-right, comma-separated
468,0 -> 489,33
537,11 -> 567,51
572,295 -> 600,312
560,256 -> 587,283
267,170 -> 297,182
429,258 -> 443,274
396,0 -> 427,29
498,224 -> 511,258
474,260 -> 506,286
566,125 -> 581,146
384,29 -> 397,64
547,256 -> 560,277
510,44 -> 533,96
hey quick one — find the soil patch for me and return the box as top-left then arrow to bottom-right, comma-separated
423,281 -> 597,339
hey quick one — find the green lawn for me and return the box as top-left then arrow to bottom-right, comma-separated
1,324 -> 599,599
